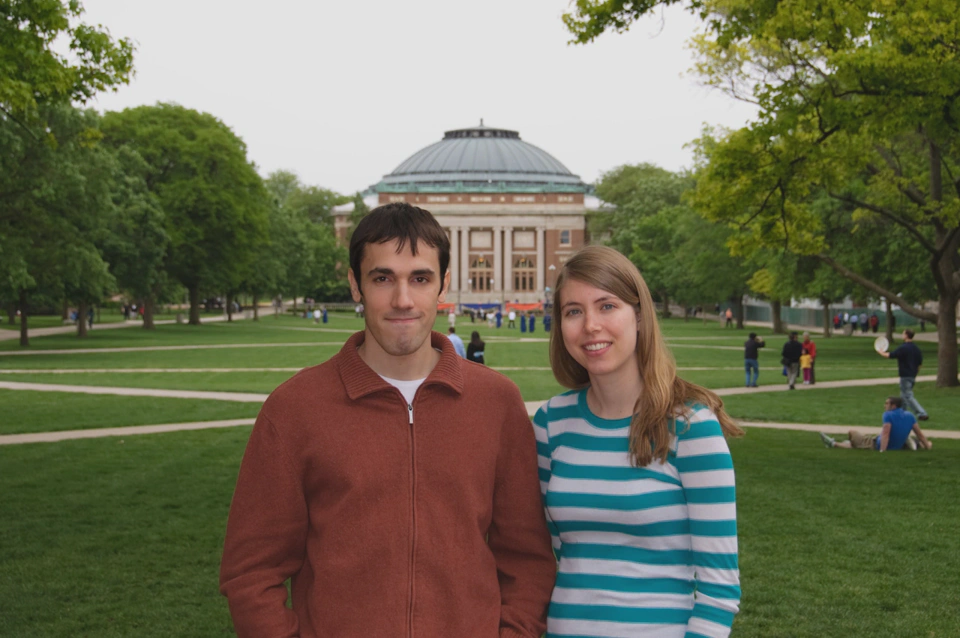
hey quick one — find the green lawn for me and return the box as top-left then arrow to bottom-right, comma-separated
724,382 -> 959,430
0,428 -> 957,637
0,389 -> 260,435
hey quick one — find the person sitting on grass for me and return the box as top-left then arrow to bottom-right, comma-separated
820,396 -> 932,451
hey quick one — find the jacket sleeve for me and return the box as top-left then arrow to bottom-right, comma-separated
488,386 -> 558,638
674,408 -> 741,638
220,413 -> 307,638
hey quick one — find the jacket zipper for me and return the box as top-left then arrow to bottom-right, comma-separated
406,396 -> 416,637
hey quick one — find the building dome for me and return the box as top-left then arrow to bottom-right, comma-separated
375,123 -> 586,193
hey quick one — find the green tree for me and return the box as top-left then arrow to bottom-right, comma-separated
99,146 -> 169,329
101,104 -> 270,325
0,104 -> 120,344
563,0 -> 960,386
1,0 -> 134,125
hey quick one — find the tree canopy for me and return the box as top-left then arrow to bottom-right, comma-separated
566,0 -> 960,386
101,104 -> 270,325
1,0 -> 134,123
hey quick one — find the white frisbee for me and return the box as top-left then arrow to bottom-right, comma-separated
874,336 -> 889,353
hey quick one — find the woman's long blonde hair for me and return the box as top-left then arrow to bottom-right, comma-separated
549,246 -> 743,466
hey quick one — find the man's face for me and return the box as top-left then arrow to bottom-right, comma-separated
348,239 -> 448,362
803,335 -> 810,343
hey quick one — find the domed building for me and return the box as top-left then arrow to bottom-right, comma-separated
334,122 -> 600,305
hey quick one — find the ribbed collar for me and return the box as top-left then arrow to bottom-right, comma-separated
336,330 -> 465,400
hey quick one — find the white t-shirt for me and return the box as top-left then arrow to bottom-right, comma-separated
379,375 -> 425,405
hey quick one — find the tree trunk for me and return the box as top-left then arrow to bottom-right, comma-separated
61,299 -> 69,321
292,296 -> 298,312
226,293 -> 234,322
189,285 -> 201,325
734,295 -> 744,329
661,293 -> 671,318
5,302 -> 15,325
143,295 -> 156,330
253,293 -> 260,321
683,306 -> 690,322
771,299 -> 785,333
77,301 -> 89,338
935,290 -> 959,387
18,289 -> 29,347
884,301 -> 895,343
821,297 -> 831,338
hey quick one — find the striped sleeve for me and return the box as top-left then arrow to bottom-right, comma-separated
532,404 -> 561,557
674,407 -> 740,638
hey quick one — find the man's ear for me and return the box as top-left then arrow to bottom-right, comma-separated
347,269 -> 363,303
438,269 -> 451,303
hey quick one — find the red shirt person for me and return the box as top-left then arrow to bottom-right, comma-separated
802,332 -> 817,384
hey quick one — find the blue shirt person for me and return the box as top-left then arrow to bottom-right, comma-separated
446,327 -> 466,358
528,313 -> 536,333
819,396 -> 932,451
519,313 -> 527,333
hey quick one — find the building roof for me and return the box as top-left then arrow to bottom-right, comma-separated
374,123 -> 587,193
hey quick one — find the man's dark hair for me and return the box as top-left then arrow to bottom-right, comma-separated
904,329 -> 915,340
748,332 -> 757,340
887,396 -> 903,409
790,331 -> 798,340
349,203 -> 450,294
448,327 -> 456,334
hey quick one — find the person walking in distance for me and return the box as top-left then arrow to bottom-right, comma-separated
446,326 -> 466,358
219,203 -> 555,637
743,332 -> 765,387
467,330 -> 486,365
878,329 -> 929,421
781,332 -> 803,390
801,332 -> 817,385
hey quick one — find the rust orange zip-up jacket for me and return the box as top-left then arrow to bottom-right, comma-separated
220,331 -> 556,637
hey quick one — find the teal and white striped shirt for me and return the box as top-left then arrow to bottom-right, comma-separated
533,389 -> 740,638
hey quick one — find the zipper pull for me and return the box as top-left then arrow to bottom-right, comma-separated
407,403 -> 414,425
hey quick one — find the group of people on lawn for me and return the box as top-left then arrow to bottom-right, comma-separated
743,321 -> 932,454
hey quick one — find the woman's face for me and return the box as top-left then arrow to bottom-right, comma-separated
559,278 -> 640,382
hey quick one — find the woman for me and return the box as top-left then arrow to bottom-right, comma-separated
466,330 -> 485,365
533,246 -> 742,637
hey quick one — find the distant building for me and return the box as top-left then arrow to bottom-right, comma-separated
333,122 -> 604,304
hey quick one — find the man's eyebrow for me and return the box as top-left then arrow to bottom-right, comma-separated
365,267 -> 436,277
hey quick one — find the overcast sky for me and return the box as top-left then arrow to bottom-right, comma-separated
82,0 -> 757,195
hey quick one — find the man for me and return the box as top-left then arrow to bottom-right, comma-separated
879,328 -> 929,420
820,396 -> 932,451
802,331 -> 817,385
743,332 -> 765,387
781,331 -> 803,390
446,326 -> 466,358
724,307 -> 734,327
220,203 -> 555,637
508,308 -> 517,328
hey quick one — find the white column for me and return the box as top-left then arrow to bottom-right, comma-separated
449,228 -> 458,292
503,227 -> 513,293
460,226 -> 470,293
493,226 -> 503,292
536,226 -> 546,294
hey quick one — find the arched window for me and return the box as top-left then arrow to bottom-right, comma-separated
470,256 -> 493,292
513,257 -> 536,292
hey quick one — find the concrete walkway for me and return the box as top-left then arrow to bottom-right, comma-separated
0,374 -> 937,406
0,313 -> 237,342
2,414 -> 956,446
